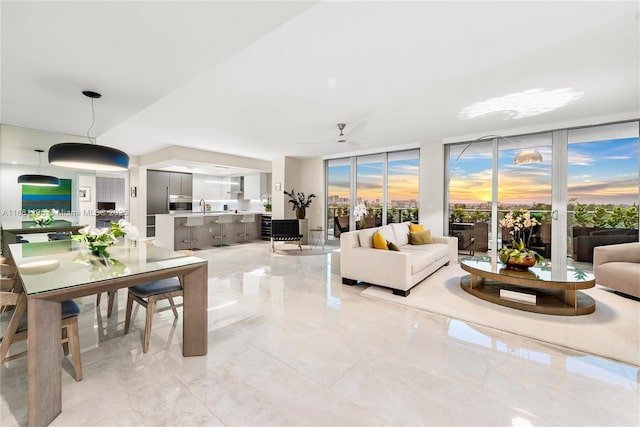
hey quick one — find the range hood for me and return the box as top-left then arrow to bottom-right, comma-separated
227,176 -> 244,197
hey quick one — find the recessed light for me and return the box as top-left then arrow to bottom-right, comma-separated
458,88 -> 584,120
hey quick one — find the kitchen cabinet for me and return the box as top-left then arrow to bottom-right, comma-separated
147,170 -> 170,214
169,172 -> 192,196
147,170 -> 192,237
243,173 -> 266,200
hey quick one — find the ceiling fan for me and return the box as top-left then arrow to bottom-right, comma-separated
296,122 -> 368,146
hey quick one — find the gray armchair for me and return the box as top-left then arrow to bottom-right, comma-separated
593,242 -> 640,298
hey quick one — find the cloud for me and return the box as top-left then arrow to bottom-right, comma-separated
605,156 -> 632,160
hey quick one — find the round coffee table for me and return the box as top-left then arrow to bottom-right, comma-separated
460,256 -> 596,316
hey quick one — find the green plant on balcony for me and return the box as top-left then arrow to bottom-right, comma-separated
573,202 -> 593,227
623,205 -> 639,229
593,206 -> 609,228
336,204 -> 349,217
608,205 -> 626,228
387,207 -> 398,223
449,206 -> 469,223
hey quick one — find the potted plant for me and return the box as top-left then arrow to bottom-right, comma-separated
283,188 -> 315,219
262,193 -> 272,212
498,209 -> 544,270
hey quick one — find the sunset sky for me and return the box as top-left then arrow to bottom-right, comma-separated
450,137 -> 639,206
328,137 -> 638,208
327,158 -> 420,203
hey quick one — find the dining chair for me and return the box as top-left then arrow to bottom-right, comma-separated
0,279 -> 83,381
123,277 -> 183,353
1,265 -> 19,313
96,290 -> 117,317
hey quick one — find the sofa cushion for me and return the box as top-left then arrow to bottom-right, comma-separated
388,241 -> 400,251
409,223 -> 424,233
409,230 -> 433,245
391,222 -> 411,246
358,225 -> 395,248
373,231 -> 388,250
402,243 -> 449,274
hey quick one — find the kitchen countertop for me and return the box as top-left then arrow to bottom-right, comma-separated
157,211 -> 268,218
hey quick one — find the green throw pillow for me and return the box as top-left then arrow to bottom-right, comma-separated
387,241 -> 400,251
409,230 -> 433,245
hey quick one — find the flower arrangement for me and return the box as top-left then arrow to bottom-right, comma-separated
498,209 -> 544,265
29,209 -> 57,226
71,219 -> 136,258
353,203 -> 368,228
283,188 -> 315,209
262,193 -> 272,212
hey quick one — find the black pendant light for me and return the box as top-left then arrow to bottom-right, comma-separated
48,91 -> 130,171
18,149 -> 60,187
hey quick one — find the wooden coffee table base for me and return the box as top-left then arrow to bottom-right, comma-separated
460,275 -> 596,316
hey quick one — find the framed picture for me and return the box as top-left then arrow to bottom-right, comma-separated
79,186 -> 91,202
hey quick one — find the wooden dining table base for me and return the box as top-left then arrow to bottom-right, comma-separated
27,262 -> 208,427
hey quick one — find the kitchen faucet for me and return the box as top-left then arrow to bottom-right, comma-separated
199,199 -> 205,213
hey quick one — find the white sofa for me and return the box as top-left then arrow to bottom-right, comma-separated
340,222 -> 458,296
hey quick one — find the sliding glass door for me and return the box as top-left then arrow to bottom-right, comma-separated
567,122 -> 639,265
446,120 -> 639,266
498,133 -> 552,258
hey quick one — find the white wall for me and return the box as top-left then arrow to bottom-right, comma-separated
78,174 -> 96,227
271,157 -> 286,219
299,157 -> 324,229
419,140 -> 445,235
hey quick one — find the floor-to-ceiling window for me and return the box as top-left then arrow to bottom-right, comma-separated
356,154 -> 383,229
326,149 -> 420,242
498,133 -> 552,257
448,140 -> 493,254
387,149 -> 420,224
567,122 -> 639,263
445,120 -> 639,264
326,158 -> 351,239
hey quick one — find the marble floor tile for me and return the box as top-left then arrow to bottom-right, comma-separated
1,241 -> 638,426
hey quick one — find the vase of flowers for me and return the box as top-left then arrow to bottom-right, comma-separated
29,209 -> 57,226
283,188 -> 315,219
71,219 -> 135,259
262,193 -> 272,212
353,203 -> 368,229
498,209 -> 544,270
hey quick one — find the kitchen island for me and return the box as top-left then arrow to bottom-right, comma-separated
155,212 -> 264,250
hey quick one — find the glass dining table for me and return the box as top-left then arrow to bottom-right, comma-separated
8,239 -> 209,427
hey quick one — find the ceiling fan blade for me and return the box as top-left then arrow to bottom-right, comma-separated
295,139 -> 330,145
345,120 -> 368,137
340,139 -> 369,147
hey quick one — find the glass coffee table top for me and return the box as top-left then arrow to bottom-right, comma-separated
460,256 -> 594,285
459,256 -> 596,316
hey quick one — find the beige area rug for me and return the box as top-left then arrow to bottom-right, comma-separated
361,264 -> 640,366
273,245 -> 333,256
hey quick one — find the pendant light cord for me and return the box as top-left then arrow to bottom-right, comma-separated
36,150 -> 42,173
87,97 -> 97,144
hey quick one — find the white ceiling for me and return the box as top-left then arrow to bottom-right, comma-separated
2,1 -> 639,169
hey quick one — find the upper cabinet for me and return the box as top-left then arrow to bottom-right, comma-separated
243,173 -> 266,200
148,170 -> 193,214
169,172 -> 192,196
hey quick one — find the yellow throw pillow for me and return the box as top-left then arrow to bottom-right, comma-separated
387,240 -> 400,251
373,230 -> 388,250
409,230 -> 433,245
409,223 -> 424,233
